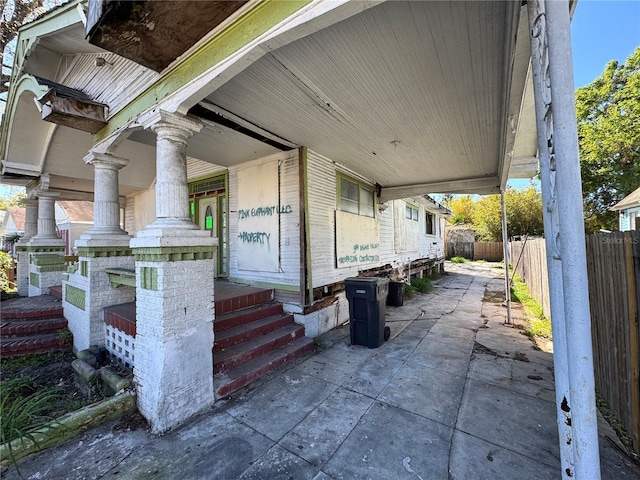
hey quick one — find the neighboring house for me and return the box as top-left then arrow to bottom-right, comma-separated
55,201 -> 94,254
0,206 -> 26,254
1,1 -> 599,463
610,187 -> 640,231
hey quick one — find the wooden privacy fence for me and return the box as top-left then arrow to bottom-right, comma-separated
510,232 -> 640,451
446,241 -> 504,262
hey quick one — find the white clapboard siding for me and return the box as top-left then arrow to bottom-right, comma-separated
124,196 -> 136,237
186,158 -> 227,179
307,150 -> 445,289
228,150 -> 300,289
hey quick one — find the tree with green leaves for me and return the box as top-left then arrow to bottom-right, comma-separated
445,187 -> 544,242
576,47 -> 640,232
0,191 -> 25,210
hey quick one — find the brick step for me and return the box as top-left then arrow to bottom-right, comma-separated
0,295 -> 63,321
104,302 -> 137,337
214,336 -> 315,398
214,324 -> 306,374
215,288 -> 273,316
215,303 -> 283,332
0,331 -> 73,358
214,313 -> 294,351
49,285 -> 63,300
1,317 -> 68,337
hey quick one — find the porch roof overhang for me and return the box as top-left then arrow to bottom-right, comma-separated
176,0 -> 539,200
2,0 -> 540,202
0,1 -> 156,200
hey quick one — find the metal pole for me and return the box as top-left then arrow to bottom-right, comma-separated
546,0 -> 601,477
527,1 -> 574,475
500,190 -> 512,325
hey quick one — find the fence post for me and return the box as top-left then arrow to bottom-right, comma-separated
625,232 -> 639,450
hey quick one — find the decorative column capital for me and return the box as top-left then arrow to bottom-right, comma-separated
84,151 -> 129,170
142,110 -> 202,144
35,190 -> 59,201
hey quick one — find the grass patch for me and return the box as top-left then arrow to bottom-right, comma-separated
0,376 -> 66,472
510,274 -> 552,338
411,277 -> 432,294
403,277 -> 434,299
1,352 -> 66,373
595,393 -> 634,450
450,256 -> 468,264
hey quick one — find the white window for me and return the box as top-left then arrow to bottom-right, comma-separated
339,175 -> 375,217
406,204 -> 418,221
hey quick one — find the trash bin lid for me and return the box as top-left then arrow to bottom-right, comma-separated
344,277 -> 390,286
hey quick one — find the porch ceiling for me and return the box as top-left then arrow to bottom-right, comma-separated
187,0 -> 536,198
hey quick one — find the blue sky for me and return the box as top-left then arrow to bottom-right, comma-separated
571,0 -> 640,88
508,0 -> 640,191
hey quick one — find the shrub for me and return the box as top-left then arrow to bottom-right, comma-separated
0,251 -> 15,293
410,277 -> 432,294
450,256 -> 468,263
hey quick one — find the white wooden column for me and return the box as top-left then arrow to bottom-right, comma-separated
30,192 -> 64,245
67,152 -> 135,351
80,152 -> 129,240
27,191 -> 65,296
15,199 -> 38,296
529,1 -> 601,478
131,109 -> 217,433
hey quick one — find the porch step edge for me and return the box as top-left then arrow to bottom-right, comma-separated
214,324 -> 305,374
214,313 -> 294,351
214,337 -> 315,398
214,303 -> 283,332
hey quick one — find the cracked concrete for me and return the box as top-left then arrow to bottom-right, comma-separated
3,262 -> 638,480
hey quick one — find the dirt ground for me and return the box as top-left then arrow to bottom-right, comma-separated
0,351 -> 148,431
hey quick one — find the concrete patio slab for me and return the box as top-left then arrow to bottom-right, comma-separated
425,322 -> 476,353
279,387 -> 373,466
226,370 -> 337,441
378,361 -> 467,427
410,337 -> 472,377
449,429 -> 560,480
344,353 -> 405,398
322,402 -> 453,480
468,352 -> 556,403
457,379 -> 560,468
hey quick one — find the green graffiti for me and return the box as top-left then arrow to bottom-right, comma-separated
238,231 -> 271,245
239,205 -> 294,220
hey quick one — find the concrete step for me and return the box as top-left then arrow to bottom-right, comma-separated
0,317 -> 68,337
214,336 -> 315,398
214,303 -> 284,333
214,324 -> 306,374
214,312 -> 294,351
0,331 -> 73,357
49,285 -> 63,300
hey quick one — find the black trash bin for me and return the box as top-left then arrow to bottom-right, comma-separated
345,277 -> 390,348
387,281 -> 405,307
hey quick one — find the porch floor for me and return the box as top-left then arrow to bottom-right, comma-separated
4,262 -> 636,479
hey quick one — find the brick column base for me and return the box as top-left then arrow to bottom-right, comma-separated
28,248 -> 65,296
132,242 -> 216,433
63,246 -> 136,351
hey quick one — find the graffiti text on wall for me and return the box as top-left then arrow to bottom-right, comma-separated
238,231 -> 271,245
238,204 -> 293,220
